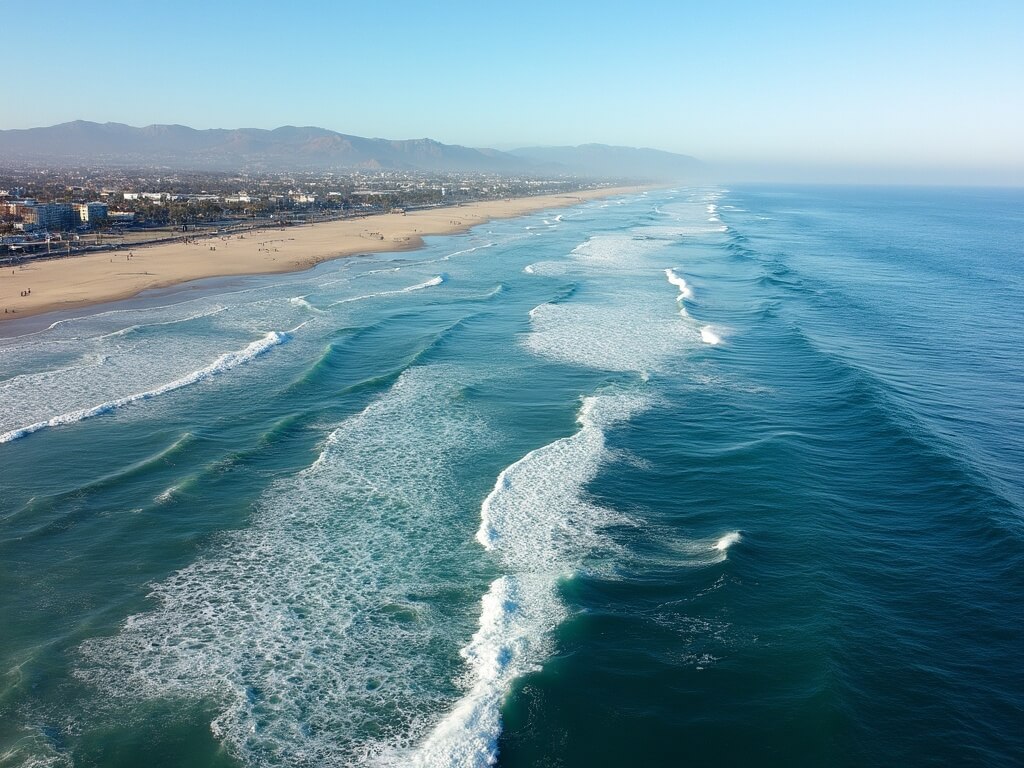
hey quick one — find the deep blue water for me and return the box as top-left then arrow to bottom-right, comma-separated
0,186 -> 1021,767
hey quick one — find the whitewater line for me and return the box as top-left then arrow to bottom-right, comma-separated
665,268 -> 722,344
411,392 -> 648,767
0,331 -> 291,444
96,305 -> 229,339
327,275 -> 445,307
664,268 -> 693,299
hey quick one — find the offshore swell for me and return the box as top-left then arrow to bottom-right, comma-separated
1,186 -> 1022,767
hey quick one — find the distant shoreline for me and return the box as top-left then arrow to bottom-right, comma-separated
0,186 -> 646,324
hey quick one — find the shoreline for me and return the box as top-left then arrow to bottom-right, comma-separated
0,186 -> 645,323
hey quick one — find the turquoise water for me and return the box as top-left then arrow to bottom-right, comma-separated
1,187 -> 1022,767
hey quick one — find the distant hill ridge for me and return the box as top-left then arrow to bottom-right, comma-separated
0,121 -> 701,180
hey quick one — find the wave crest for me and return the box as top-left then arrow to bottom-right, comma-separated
0,331 -> 289,444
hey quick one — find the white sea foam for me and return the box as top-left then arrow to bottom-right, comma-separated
328,275 -> 446,306
714,531 -> 742,551
665,268 -> 694,299
521,260 -> 567,276
642,224 -> 727,238
525,301 -> 698,374
522,233 -> 704,373
0,739 -> 71,768
475,393 -> 647,554
78,364 -> 495,766
570,234 -> 666,271
0,331 -> 289,444
442,243 -> 496,261
289,296 -> 323,313
700,326 -> 722,345
666,530 -> 743,566
414,392 -> 648,767
410,574 -> 560,768
96,306 -> 229,340
0,352 -> 108,388
408,275 -> 445,291
19,285 -> 280,340
645,195 -> 729,238
154,486 -> 174,503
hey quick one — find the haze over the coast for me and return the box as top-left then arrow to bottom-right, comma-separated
3,0 -> 1022,185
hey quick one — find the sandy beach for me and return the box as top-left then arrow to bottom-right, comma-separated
0,187 -> 642,322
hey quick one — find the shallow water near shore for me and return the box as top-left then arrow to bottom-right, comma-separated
1,186 -> 1022,767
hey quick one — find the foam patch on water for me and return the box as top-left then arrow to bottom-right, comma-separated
78,364 -> 497,766
525,301 -> 698,374
476,392 -> 647,554
289,296 -> 324,313
412,392 -> 648,766
644,195 -> 730,238
523,233 -> 704,373
570,234 -> 668,272
0,352 -> 109,388
0,331 -> 289,444
700,326 -> 722,345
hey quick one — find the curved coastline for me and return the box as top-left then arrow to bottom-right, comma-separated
0,187 -> 645,323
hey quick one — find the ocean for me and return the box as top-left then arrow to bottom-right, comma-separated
0,186 -> 1021,767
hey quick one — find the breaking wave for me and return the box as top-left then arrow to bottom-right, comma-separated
412,392 -> 649,766
0,331 -> 290,444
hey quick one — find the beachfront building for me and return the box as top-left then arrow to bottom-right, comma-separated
26,203 -> 76,232
74,202 -> 109,224
4,199 -> 37,213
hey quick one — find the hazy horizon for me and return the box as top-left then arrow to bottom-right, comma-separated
4,0 -> 1023,185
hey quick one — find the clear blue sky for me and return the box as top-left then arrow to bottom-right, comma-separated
4,0 -> 1023,181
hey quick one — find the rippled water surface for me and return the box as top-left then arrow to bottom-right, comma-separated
1,187 -> 1022,767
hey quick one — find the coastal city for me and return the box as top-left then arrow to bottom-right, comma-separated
0,167 -> 610,262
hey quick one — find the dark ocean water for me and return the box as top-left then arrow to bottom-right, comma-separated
0,186 -> 1021,767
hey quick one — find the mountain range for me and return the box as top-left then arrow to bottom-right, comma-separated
0,121 -> 701,180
